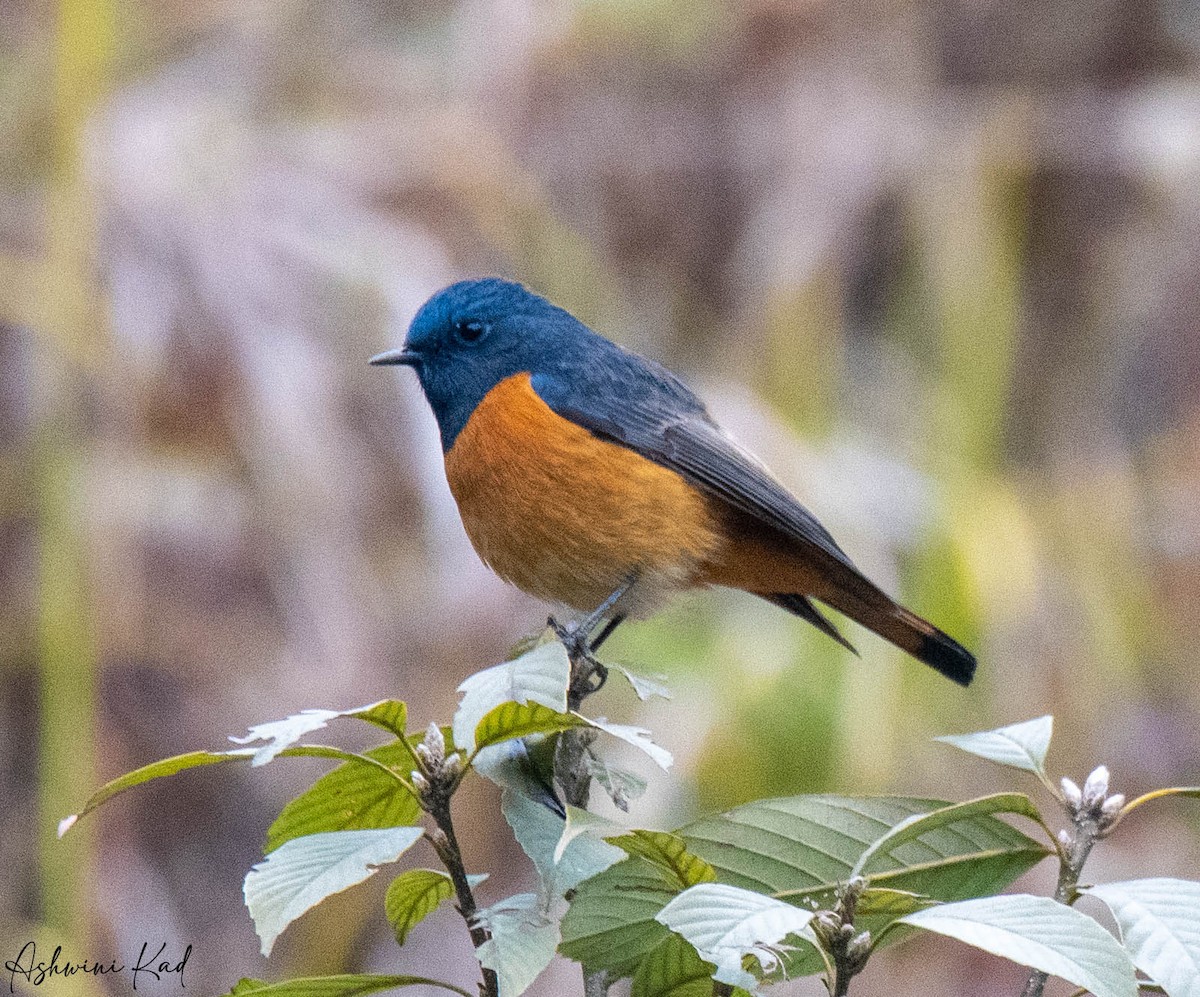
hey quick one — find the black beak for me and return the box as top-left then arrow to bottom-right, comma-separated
369,348 -> 421,367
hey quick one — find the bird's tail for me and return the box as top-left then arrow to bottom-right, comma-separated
769,589 -> 976,686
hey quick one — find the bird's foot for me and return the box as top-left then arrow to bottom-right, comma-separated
548,615 -> 609,703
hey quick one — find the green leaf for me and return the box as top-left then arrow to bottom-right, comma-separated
218,974 -> 471,997
454,643 -> 571,753
562,795 -> 1049,984
266,742 -> 421,853
1085,879 -> 1200,997
244,827 -> 423,955
500,789 -> 623,898
555,806 -> 626,863
897,894 -> 1137,997
607,831 -> 717,888
851,793 -> 1050,878
59,749 -> 255,835
935,716 -> 1054,776
688,795 -> 1049,902
384,870 -> 454,946
630,933 -> 718,997
474,701 -> 583,753
655,883 -> 817,990
475,893 -> 560,997
586,752 -> 647,813
560,856 -> 684,977
349,701 -> 409,740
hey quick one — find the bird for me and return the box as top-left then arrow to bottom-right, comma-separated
371,278 -> 975,686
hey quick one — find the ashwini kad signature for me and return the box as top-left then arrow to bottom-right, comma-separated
5,941 -> 191,991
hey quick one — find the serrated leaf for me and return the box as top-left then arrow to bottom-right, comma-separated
217,974 -> 471,997
607,831 -> 716,889
474,701 -> 583,753
586,752 -> 647,813
935,716 -> 1054,775
897,894 -> 1137,997
385,870 -> 454,946
616,667 -> 671,701
500,789 -> 623,899
851,793 -> 1049,878
656,883 -> 816,990
1085,879 -> 1200,997
60,749 -> 255,834
475,893 -> 560,997
585,717 -> 672,770
266,742 -> 420,853
244,827 -> 423,956
454,644 -> 571,753
231,702 -> 407,767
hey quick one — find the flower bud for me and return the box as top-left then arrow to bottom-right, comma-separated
1101,793 -> 1125,817
424,722 -> 446,766
1061,777 -> 1083,808
443,752 -> 463,776
411,771 -> 429,793
1082,765 -> 1110,807
1057,828 -> 1073,850
846,930 -> 873,970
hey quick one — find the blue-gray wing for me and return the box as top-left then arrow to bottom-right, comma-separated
529,361 -> 859,575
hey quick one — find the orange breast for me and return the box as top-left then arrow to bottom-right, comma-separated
444,373 -> 725,613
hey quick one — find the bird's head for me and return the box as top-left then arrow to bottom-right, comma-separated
370,278 -> 591,450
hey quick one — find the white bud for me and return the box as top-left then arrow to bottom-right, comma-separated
1083,765 -> 1110,806
424,723 -> 446,765
444,752 -> 463,776
1057,828 -> 1073,849
1101,794 -> 1126,817
411,771 -> 429,792
1061,777 -> 1083,807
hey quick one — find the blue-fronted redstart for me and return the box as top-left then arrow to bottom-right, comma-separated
371,278 -> 975,686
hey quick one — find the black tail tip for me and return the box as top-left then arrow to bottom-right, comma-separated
918,632 -> 977,687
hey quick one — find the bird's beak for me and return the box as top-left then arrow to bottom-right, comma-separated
369,348 -> 421,367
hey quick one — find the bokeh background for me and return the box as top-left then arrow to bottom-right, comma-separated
3,1 -> 1200,994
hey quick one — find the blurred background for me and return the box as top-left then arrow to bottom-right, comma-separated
3,0 -> 1200,993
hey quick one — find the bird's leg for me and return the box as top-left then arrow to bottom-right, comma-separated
548,574 -> 638,702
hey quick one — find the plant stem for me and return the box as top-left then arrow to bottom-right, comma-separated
558,640 -> 607,996
1019,815 -> 1101,997
426,796 -> 499,997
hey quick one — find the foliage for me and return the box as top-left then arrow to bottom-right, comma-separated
63,647 -> 1200,997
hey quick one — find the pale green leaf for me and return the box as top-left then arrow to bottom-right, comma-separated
501,789 -> 623,899
897,894 -> 1137,997
935,716 -> 1054,775
1085,879 -> 1200,997
60,749 -> 255,835
616,667 -> 671,701
244,827 -> 423,956
584,717 -> 672,770
219,973 -> 470,997
585,752 -> 647,813
266,742 -> 420,853
231,702 -> 408,767
475,894 -> 560,997
656,883 -> 816,990
454,644 -> 570,753
555,806 -> 626,863
348,701 -> 409,740
851,793 -> 1049,878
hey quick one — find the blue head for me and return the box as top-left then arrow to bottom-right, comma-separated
370,279 -> 602,450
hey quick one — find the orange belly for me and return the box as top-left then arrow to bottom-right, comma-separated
444,373 -> 725,613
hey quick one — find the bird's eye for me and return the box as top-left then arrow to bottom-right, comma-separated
455,320 -> 487,343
